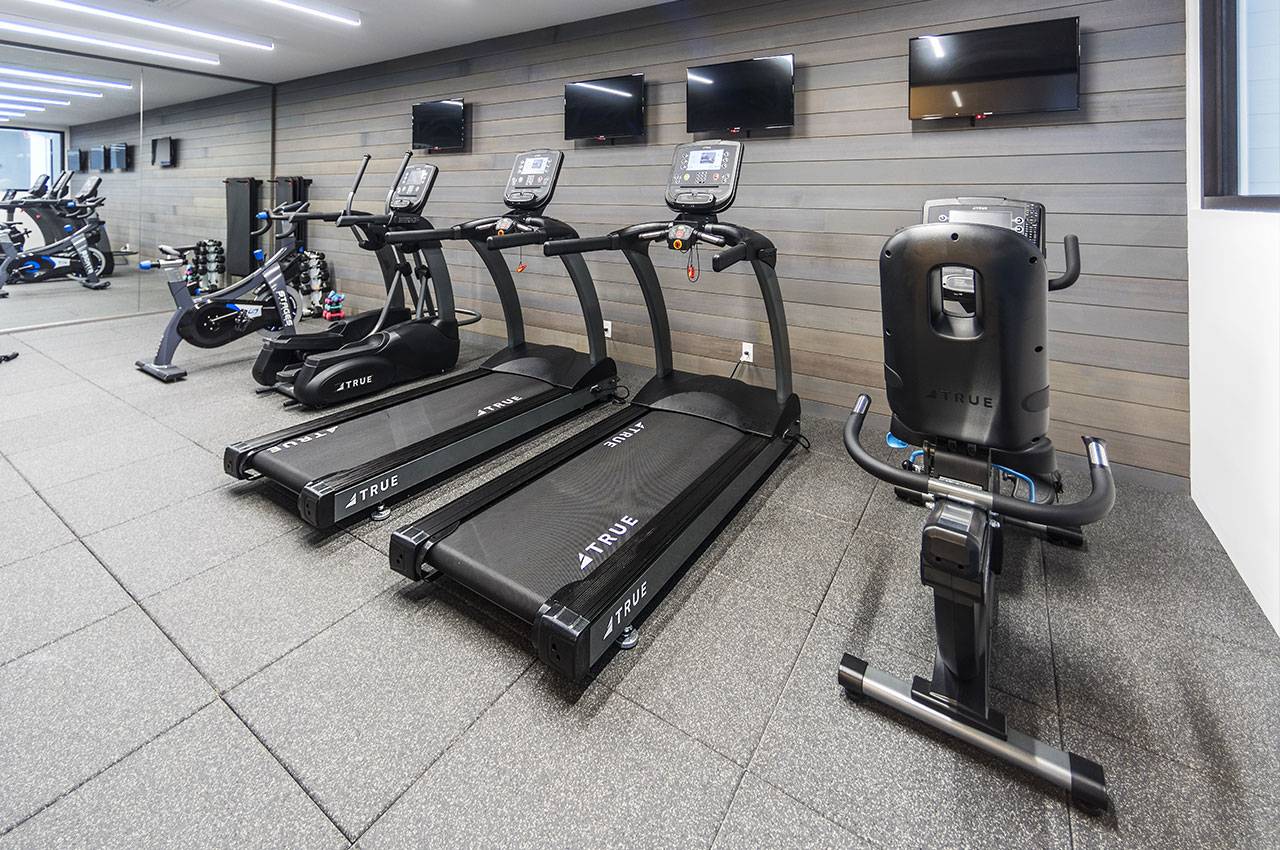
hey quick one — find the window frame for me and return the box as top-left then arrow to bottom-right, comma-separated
0,126 -> 66,191
1201,0 -> 1280,211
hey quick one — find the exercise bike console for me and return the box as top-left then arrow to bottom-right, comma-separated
923,196 -> 1045,250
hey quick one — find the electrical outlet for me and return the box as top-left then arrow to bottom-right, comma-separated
741,342 -> 754,363
603,320 -> 612,339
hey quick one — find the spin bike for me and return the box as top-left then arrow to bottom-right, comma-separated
0,196 -> 111,295
135,201 -> 309,382
838,197 -> 1117,812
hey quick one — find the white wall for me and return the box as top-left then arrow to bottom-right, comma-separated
1187,0 -> 1280,633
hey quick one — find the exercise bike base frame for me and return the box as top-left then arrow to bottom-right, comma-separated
136,361 -> 187,383
837,654 -> 1109,813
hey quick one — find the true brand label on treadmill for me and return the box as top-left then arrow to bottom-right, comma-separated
265,426 -> 339,454
602,420 -> 645,448
344,474 -> 400,509
576,515 -> 639,571
476,396 -> 524,417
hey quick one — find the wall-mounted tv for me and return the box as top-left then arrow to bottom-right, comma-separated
152,136 -> 177,168
908,17 -> 1080,120
88,145 -> 106,171
564,74 -> 646,140
67,149 -> 84,172
412,99 -> 465,152
686,54 -> 795,133
109,142 -> 130,171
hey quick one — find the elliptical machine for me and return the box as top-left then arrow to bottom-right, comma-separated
255,151 -> 477,408
838,197 -> 1117,811
135,200 -> 310,382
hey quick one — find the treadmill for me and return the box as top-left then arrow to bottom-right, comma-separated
224,149 -> 618,528
390,140 -> 802,683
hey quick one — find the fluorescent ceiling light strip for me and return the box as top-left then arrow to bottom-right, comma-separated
258,0 -> 360,27
16,0 -> 273,50
0,102 -> 45,111
0,93 -> 70,105
0,19 -> 220,65
571,82 -> 632,98
0,111 -> 29,117
0,79 -> 99,98
0,65 -> 132,89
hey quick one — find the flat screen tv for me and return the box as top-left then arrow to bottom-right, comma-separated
67,149 -> 84,171
152,136 -> 177,167
908,17 -> 1080,120
109,142 -> 130,171
412,99 -> 465,152
686,54 -> 794,133
564,74 -> 646,140
88,145 -> 106,171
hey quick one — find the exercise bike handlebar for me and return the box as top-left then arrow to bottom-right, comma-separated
1048,235 -> 1081,291
843,394 -> 1116,528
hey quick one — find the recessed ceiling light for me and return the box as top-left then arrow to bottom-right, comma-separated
0,92 -> 71,105
0,19 -> 221,65
15,0 -> 273,50
0,65 -> 132,90
259,0 -> 361,27
0,79 -> 100,98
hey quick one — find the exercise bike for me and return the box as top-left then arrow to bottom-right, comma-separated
0,197 -> 111,296
135,201 -> 309,382
837,197 -> 1117,812
2,175 -> 116,275
255,150 -> 478,408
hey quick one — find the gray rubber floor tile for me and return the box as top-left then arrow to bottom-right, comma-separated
599,571 -> 812,765
1044,514 -> 1278,654
712,775 -> 870,850
0,702 -> 346,850
155,393 -> 308,453
0,457 -> 32,502
0,493 -> 75,569
711,498 -> 854,614
0,606 -> 213,832
820,523 -> 1057,710
751,619 -> 1072,850
7,418 -> 192,491
797,414 -> 848,457
0,541 -> 132,665
1062,720 -> 1277,850
358,665 -> 740,850
227,585 -> 532,838
40,443 -> 227,537
761,449 -> 874,522
0,352 -> 81,397
144,529 -> 401,691
83,482 -> 303,598
1052,602 -> 1280,803
0,393 -> 145,455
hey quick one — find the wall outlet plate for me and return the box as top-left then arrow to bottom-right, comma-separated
741,342 -> 754,363
603,320 -> 612,339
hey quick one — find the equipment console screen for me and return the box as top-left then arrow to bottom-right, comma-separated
687,149 -> 725,171
398,165 -> 433,195
949,209 -> 1012,228
519,156 -> 552,176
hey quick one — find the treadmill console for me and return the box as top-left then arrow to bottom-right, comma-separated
666,140 -> 743,214
388,162 -> 438,214
504,149 -> 563,211
923,196 -> 1045,252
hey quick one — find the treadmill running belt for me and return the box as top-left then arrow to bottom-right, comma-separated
251,371 -> 558,492
428,410 -> 745,621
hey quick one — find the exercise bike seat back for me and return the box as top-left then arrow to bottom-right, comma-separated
879,222 -> 1050,454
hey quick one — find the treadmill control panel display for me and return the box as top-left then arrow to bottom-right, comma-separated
504,149 -> 563,210
922,196 -> 1045,251
666,140 -> 743,214
388,162 -> 438,213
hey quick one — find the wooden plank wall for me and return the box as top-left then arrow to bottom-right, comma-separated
69,86 -> 273,256
72,0 -> 1190,475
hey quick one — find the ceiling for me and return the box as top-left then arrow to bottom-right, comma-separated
0,0 -> 672,83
